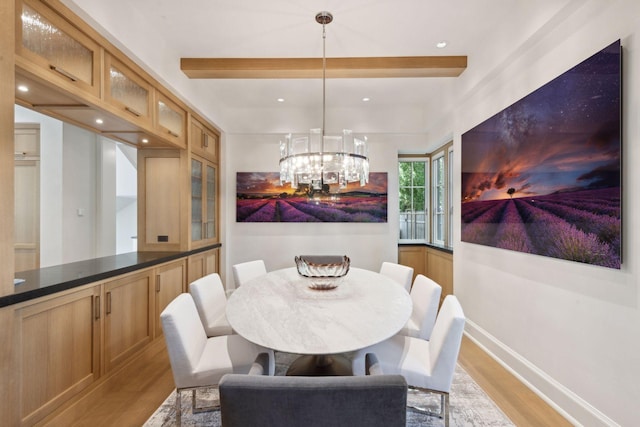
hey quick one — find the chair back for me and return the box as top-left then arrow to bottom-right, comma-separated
232,260 -> 267,287
189,273 -> 230,336
219,374 -> 407,427
160,293 -> 209,388
427,295 -> 465,392
379,262 -> 414,291
410,274 -> 442,340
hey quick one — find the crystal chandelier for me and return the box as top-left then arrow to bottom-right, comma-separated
279,11 -> 369,191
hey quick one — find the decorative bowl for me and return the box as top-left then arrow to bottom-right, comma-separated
295,255 -> 350,290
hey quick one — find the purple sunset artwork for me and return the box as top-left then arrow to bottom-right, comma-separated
461,40 -> 621,269
236,172 -> 387,223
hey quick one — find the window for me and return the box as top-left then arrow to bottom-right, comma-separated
398,160 -> 428,242
432,152 -> 445,246
398,142 -> 453,247
448,146 -> 454,246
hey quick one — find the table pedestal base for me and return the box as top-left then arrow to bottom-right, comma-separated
286,354 -> 353,376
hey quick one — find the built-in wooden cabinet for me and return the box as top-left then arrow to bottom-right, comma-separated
154,259 -> 186,337
398,245 -> 453,303
16,0 -> 101,98
187,248 -> 219,284
103,271 -> 153,373
190,118 -> 218,161
16,285 -> 101,425
155,92 -> 187,149
104,53 -> 153,128
12,256 -> 194,425
138,149 -> 186,251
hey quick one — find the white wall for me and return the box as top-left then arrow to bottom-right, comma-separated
223,132 -> 430,288
15,105 -> 64,268
62,124 -> 97,263
440,1 -> 640,425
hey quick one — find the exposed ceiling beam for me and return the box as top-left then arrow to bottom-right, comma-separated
180,56 -> 467,79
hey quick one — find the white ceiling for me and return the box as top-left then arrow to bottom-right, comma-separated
61,0 -> 577,136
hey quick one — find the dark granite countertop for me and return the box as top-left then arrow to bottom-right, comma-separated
2,244 -> 221,308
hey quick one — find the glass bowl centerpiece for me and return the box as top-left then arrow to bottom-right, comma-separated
295,255 -> 350,290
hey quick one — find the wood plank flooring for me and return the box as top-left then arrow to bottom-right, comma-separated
41,335 -> 571,427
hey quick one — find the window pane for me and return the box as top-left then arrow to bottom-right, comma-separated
413,162 -> 425,186
399,187 -> 411,212
413,188 -> 425,211
399,162 -> 412,187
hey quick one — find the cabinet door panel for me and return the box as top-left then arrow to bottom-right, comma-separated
155,260 -> 186,337
156,93 -> 186,148
18,0 -> 101,96
104,272 -> 152,372
18,287 -> 100,425
105,54 -> 152,127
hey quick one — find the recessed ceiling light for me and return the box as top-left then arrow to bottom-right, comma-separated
362,97 -> 371,102
277,98 -> 285,103
141,138 -> 149,144
95,118 -> 104,124
436,41 -> 448,49
17,85 -> 29,93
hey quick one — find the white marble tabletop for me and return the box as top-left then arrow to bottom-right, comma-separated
226,267 -> 412,355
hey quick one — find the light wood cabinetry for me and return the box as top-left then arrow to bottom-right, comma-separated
190,118 -> 218,161
16,286 -> 101,425
154,259 -> 186,337
191,155 -> 218,247
104,53 -> 153,128
398,245 -> 453,303
137,149 -> 187,251
16,0 -> 101,98
187,248 -> 219,284
103,271 -> 153,373
12,256 -> 191,425
155,92 -> 187,149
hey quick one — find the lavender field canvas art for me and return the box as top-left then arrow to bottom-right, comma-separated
461,40 -> 621,269
236,172 -> 387,223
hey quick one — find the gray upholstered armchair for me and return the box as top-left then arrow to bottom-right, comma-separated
218,354 -> 407,427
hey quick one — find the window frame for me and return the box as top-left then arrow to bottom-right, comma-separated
398,141 -> 453,247
432,150 -> 446,246
398,158 -> 429,244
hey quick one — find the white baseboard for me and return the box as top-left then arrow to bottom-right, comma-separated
464,320 -> 618,427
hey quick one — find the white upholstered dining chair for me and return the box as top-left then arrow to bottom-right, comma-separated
397,274 -> 442,340
352,295 -> 465,427
379,261 -> 414,292
232,259 -> 267,287
160,293 -> 275,425
189,273 -> 234,337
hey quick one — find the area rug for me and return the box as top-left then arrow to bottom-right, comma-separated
145,352 -> 514,426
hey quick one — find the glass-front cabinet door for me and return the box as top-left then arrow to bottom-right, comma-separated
191,156 -> 217,245
156,93 -> 186,148
205,164 -> 216,240
104,54 -> 152,127
191,158 -> 203,242
19,0 -> 101,97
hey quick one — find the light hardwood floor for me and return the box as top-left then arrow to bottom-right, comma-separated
41,335 -> 572,427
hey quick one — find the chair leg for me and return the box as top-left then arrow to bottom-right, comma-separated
407,386 -> 450,424
191,387 -> 220,413
176,389 -> 182,426
443,393 -> 450,427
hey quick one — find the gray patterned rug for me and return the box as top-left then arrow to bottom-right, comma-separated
145,352 -> 514,426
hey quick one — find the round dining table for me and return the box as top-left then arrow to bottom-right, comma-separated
225,266 -> 412,375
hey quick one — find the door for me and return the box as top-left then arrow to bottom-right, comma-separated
14,124 -> 40,272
